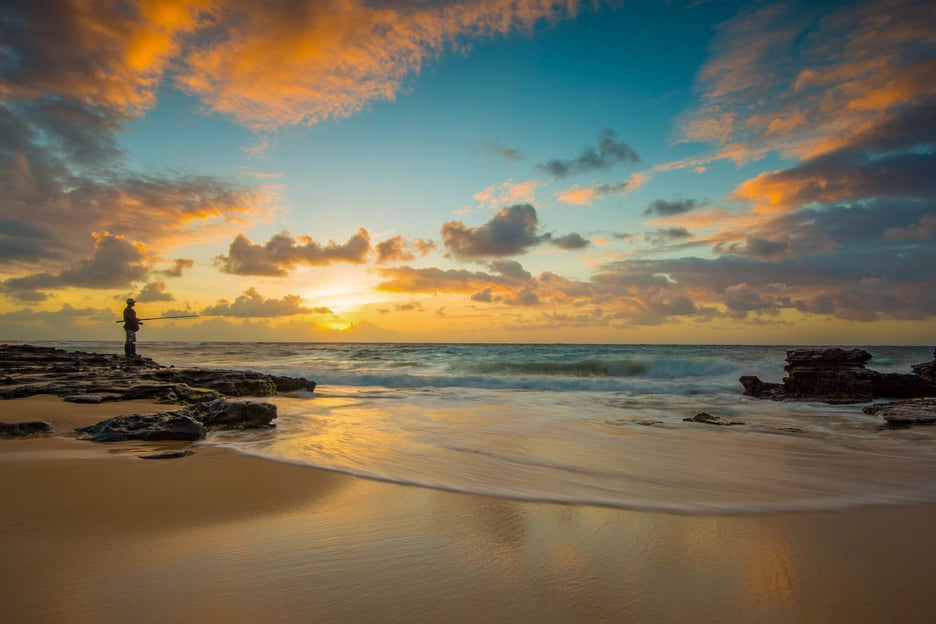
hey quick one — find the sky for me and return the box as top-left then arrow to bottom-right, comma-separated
1,0 -> 934,344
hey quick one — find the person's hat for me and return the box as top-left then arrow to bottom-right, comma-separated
126,298 -> 136,304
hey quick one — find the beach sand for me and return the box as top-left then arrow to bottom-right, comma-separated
3,395 -> 936,623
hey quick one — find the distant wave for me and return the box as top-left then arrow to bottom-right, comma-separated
462,356 -> 738,380
308,371 -> 736,394
466,358 -> 650,377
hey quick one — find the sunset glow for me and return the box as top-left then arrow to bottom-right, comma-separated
1,0 -> 933,344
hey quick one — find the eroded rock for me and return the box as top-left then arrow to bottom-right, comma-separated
683,412 -> 745,426
741,348 -> 936,404
863,398 -> 936,427
0,343 -> 315,403
75,412 -> 205,442
0,420 -> 53,439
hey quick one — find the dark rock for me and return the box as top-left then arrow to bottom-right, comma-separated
873,373 -> 936,399
781,348 -> 876,403
741,347 -> 936,404
190,398 -> 277,429
0,343 -> 314,403
148,368 -> 277,396
270,374 -> 317,394
139,449 -> 193,460
64,393 -> 125,404
683,412 -> 745,426
0,420 -> 53,439
911,350 -> 936,387
863,398 -> 936,427
739,376 -> 787,400
75,412 -> 205,442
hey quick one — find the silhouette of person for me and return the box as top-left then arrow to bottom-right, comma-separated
123,298 -> 142,358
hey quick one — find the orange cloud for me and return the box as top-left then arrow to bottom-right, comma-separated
177,0 -> 588,129
678,0 -> 935,162
558,187 -> 597,205
1,0 -> 209,116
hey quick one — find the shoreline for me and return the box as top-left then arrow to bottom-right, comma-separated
4,394 -> 936,622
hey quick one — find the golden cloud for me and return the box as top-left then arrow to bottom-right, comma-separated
177,0 -> 588,129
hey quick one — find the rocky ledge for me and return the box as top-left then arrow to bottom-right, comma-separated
740,347 -> 936,404
0,343 -> 315,402
739,347 -> 936,429
0,343 -> 316,448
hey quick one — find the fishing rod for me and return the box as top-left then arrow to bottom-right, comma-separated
113,314 -> 222,323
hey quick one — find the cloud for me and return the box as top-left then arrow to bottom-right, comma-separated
713,235 -> 794,261
0,303 -> 113,323
551,233 -> 590,250
135,280 -> 175,303
155,258 -> 195,278
201,287 -> 332,317
214,229 -> 372,275
375,235 -> 436,264
886,213 -> 936,241
537,129 -> 640,178
441,204 -> 547,259
175,0 -> 588,129
0,0 -> 205,117
472,179 -> 542,209
488,259 -> 532,281
644,227 -> 692,246
643,198 -> 706,217
482,141 -> 523,161
0,231 -> 148,300
0,101 -> 277,274
678,0 -> 936,161
0,219 -> 62,263
732,148 -> 936,213
557,173 -> 647,205
376,266 -> 521,294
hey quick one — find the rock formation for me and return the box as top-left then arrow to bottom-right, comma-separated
1,343 -> 311,447
0,343 -> 315,403
73,398 -> 279,442
740,348 -> 936,404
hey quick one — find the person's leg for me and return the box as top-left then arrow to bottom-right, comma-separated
125,329 -> 137,357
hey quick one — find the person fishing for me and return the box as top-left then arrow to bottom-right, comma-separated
122,298 -> 142,359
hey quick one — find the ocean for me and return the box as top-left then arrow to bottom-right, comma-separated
35,341 -> 936,514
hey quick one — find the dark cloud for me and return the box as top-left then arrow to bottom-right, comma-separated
375,235 -> 436,264
489,259 -> 532,281
645,227 -> 692,246
0,100 -> 271,277
0,219 -> 63,263
376,266 -> 521,293
0,303 -> 113,323
0,232 -> 148,300
135,280 -> 175,303
536,129 -> 639,178
886,213 -> 936,241
471,288 -> 494,303
503,288 -> 540,306
714,235 -> 794,261
201,287 -> 332,317
551,233 -> 590,250
441,204 -> 547,259
395,300 -> 424,312
214,229 -> 372,276
483,141 -> 523,162
156,258 -> 195,278
643,198 -> 705,217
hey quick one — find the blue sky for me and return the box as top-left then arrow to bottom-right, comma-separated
1,0 -> 934,344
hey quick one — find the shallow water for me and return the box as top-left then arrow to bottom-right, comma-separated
37,341 -> 936,513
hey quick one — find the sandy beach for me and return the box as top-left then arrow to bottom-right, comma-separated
3,394 -> 936,624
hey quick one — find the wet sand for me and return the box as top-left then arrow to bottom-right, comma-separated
3,394 -> 936,623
